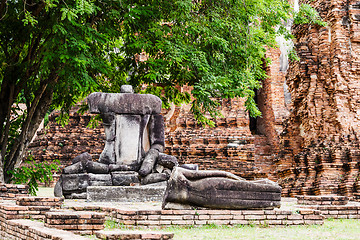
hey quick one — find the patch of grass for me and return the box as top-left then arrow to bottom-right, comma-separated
170,219 -> 360,240
104,219 -> 125,230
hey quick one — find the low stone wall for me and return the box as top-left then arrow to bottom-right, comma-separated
17,196 -> 64,207
297,195 -> 349,206
112,208 -> 324,227
0,184 -> 29,199
45,210 -> 106,235
299,204 -> 360,220
296,195 -> 360,219
0,201 -> 51,220
96,230 -> 174,240
0,219 -> 89,240
0,197 -> 63,221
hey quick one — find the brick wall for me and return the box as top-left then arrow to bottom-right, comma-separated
275,0 -> 360,197
112,208 -> 324,227
0,219 -> 89,240
28,105 -> 104,171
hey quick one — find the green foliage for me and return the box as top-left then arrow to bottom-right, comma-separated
104,219 -> 125,230
0,0 -> 325,125
0,0 -> 325,180
8,156 -> 59,196
294,4 -> 327,27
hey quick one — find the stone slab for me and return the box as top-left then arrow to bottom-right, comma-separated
87,185 -> 166,202
95,229 -> 174,240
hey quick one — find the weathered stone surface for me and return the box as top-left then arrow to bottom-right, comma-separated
66,192 -> 87,199
149,114 -> 165,147
141,173 -> 168,185
72,152 -> 92,164
87,185 -> 166,202
157,153 -> 178,169
111,171 -> 140,186
63,161 -> 84,174
109,163 -> 139,172
85,161 -> 109,174
163,167 -> 281,210
139,149 -> 159,177
115,114 -> 142,166
99,113 -> 116,165
88,174 -> 112,186
180,164 -> 198,171
61,174 -> 89,192
53,86 -> 172,198
87,92 -> 162,115
120,85 -> 134,93
54,179 -> 63,197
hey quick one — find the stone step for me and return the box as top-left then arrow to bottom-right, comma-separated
16,196 -> 64,207
95,230 -> 174,240
45,210 -> 106,235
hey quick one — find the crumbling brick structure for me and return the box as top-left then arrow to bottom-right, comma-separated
275,0 -> 360,197
28,105 -> 104,171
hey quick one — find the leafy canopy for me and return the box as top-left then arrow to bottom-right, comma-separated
0,0 -> 324,181
1,0 -> 324,124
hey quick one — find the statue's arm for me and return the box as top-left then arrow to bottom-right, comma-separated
177,167 -> 245,181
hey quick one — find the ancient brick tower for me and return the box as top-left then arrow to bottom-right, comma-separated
28,0 -> 360,197
276,0 -> 360,197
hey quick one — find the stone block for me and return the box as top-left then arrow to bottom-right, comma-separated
87,185 -> 166,202
111,171 -> 140,186
62,174 -> 89,192
88,174 -> 112,186
95,230 -> 174,240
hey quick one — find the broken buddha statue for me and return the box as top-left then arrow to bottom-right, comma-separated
54,85 -> 178,198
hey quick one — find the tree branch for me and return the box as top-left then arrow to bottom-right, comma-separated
0,0 -> 7,21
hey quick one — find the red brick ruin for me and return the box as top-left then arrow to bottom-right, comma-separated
28,0 -> 360,198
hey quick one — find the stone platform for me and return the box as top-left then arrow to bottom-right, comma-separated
3,189 -> 360,239
87,185 -> 166,202
63,198 -> 325,227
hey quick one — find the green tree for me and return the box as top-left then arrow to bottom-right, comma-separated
0,0 -> 324,183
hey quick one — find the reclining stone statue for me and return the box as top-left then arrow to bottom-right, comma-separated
162,167 -> 281,209
54,85 -> 178,198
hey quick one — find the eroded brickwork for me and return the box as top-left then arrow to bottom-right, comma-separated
276,0 -> 360,197
28,106 -> 104,170
164,97 -> 259,179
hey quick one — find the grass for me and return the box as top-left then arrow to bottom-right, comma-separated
104,219 -> 360,240
169,219 -> 360,240
36,187 -> 360,239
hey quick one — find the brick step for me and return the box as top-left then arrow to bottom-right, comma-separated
1,219 -> 89,240
96,230 -> 174,240
296,195 -> 349,206
45,210 -> 106,235
0,200 -> 52,220
16,196 -> 64,207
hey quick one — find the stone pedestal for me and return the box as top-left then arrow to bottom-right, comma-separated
87,185 -> 166,202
